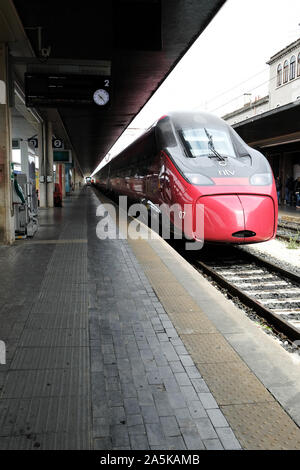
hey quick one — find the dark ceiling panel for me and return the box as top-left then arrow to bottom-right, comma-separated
13,0 -> 226,174
114,0 -> 162,50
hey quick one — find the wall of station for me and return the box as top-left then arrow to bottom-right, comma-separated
224,97 -> 270,126
268,39 -> 300,109
224,38 -> 300,126
0,56 -> 83,242
223,39 -> 300,207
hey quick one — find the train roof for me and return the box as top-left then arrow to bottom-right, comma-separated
96,110 -> 242,175
156,110 -> 228,129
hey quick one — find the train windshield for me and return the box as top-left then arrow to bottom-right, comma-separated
178,127 -> 235,158
156,113 -> 252,178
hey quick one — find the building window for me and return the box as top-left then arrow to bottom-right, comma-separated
298,52 -> 300,77
290,55 -> 296,80
283,60 -> 289,83
277,63 -> 282,86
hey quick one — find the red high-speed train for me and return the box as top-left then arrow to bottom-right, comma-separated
94,111 -> 278,244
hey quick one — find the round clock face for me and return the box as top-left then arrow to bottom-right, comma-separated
93,89 -> 109,106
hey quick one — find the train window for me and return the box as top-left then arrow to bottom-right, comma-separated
156,118 -> 177,148
179,128 -> 235,158
111,163 -> 118,178
125,165 -> 131,178
229,128 -> 251,158
99,164 -> 107,179
298,53 -> 300,77
130,154 -> 138,176
127,165 -> 136,177
133,132 -> 156,175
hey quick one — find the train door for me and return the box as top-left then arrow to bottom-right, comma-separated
158,152 -> 173,205
146,151 -> 160,203
159,152 -> 193,238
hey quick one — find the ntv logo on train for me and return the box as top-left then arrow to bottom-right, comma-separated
218,169 -> 235,176
217,158 -> 235,176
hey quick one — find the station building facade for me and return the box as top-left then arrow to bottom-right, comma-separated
223,38 -> 300,204
224,38 -> 300,126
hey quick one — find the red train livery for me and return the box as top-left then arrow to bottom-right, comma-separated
94,111 -> 278,244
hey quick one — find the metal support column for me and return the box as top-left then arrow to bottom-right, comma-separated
0,43 -> 14,244
38,122 -> 47,207
46,121 -> 54,207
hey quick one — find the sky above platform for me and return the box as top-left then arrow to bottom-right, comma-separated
92,0 -> 300,175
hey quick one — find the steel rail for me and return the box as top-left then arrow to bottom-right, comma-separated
236,247 -> 300,283
190,247 -> 300,343
195,259 -> 300,342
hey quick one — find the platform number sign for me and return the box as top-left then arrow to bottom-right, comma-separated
28,137 -> 38,149
52,138 -> 63,149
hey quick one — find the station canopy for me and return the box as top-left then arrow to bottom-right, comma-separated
13,0 -> 226,174
233,101 -> 300,150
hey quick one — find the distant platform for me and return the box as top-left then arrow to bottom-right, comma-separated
278,206 -> 300,223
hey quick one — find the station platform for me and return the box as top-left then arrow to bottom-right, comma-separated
278,206 -> 300,223
1,187 -> 300,450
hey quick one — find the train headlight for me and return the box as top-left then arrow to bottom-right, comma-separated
185,174 -> 214,185
250,173 -> 272,186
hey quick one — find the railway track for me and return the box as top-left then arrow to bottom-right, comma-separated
276,219 -> 300,244
180,245 -> 300,343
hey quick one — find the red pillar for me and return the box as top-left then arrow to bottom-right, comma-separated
59,164 -> 63,193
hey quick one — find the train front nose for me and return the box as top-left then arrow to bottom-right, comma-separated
197,194 -> 275,243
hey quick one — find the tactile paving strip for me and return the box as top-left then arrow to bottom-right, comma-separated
1,367 -> 90,398
10,345 -> 90,372
168,311 -> 217,335
22,238 -> 88,245
26,312 -> 88,329
198,361 -> 275,405
142,266 -> 174,282
157,295 -> 204,314
0,193 -> 91,449
221,402 -> 300,450
181,333 -> 239,364
127,234 -> 300,449
18,329 -> 88,348
0,395 -> 90,436
0,432 -> 90,450
151,282 -> 189,299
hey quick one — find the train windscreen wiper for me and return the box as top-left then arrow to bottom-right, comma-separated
204,128 -> 227,162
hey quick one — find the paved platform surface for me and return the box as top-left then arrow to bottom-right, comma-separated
0,187 -> 300,450
0,189 -> 238,450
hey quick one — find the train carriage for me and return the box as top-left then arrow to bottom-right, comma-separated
95,111 -> 277,244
